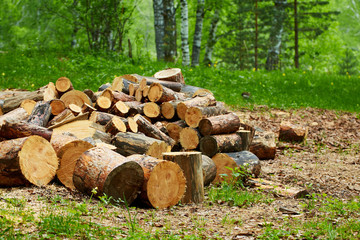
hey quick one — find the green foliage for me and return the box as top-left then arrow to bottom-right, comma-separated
338,48 -> 359,75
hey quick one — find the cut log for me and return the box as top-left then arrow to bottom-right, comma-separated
166,120 -> 187,143
128,83 -> 139,96
153,121 -> 168,134
131,74 -> 183,92
55,77 -> 73,95
100,88 -> 114,102
90,111 -> 115,125
198,112 -> 240,135
0,136 -> 58,187
49,99 -> 66,116
43,82 -> 59,101
112,132 -> 171,159
154,68 -> 185,84
127,154 -> 186,209
161,100 -> 180,120
138,78 -> 147,91
186,103 -> 229,128
211,153 -> 237,183
192,88 -> 214,98
111,77 -> 124,92
122,78 -> 133,94
50,134 -> 93,190
135,88 -> 143,102
279,121 -> 308,142
163,152 -> 204,204
81,103 -> 97,114
69,103 -> 82,115
121,74 -> 140,83
47,109 -> 75,127
48,112 -> 89,129
143,102 -> 161,119
223,151 -> 261,178
238,130 -> 252,151
105,116 -> 127,135
202,155 -> 217,186
200,133 -> 243,157
1,88 -> 45,113
113,90 -> 136,102
142,86 -> 150,97
98,83 -> 111,91
0,108 -> 29,127
96,96 -> 112,111
73,147 -> 144,204
177,94 -> 216,120
27,101 -> 52,127
0,120 -> 53,141
124,117 -> 138,133
60,90 -> 92,108
148,83 -> 186,103
124,101 -> 143,116
20,99 -> 36,115
179,127 -> 200,150
83,89 -> 98,103
180,85 -> 207,98
110,101 -> 129,117
136,115 -> 176,146
250,131 -> 276,160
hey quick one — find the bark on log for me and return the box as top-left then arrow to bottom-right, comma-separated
202,155 -> 217,186
186,103 -> 229,128
180,85 -> 208,98
163,152 -> 204,204
90,111 -> 116,125
20,99 -> 36,115
148,83 -> 186,103
83,89 -> 98,103
98,83 -> 111,92
198,112 -> 240,135
49,99 -> 66,116
128,83 -> 139,96
110,101 -> 129,117
250,131 -> 276,160
0,120 -> 53,141
127,154 -> 186,209
55,77 -> 73,95
60,90 -> 92,108
0,136 -> 58,187
0,108 -> 29,127
105,116 -> 127,135
200,133 -> 243,157
136,115 -> 176,147
113,91 -> 135,102
143,102 -> 161,119
279,121 -> 308,142
154,68 -> 185,84
73,147 -> 144,204
238,130 -> 252,151
179,127 -> 201,150
27,101 -> 52,127
124,101 -> 144,116
1,88 -> 45,113
166,120 -> 187,143
112,132 -> 171,159
131,74 -> 183,92
47,109 -> 75,127
177,94 -> 216,120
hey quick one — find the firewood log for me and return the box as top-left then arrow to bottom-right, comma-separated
124,101 -> 144,116
166,120 -> 186,143
83,89 -> 97,103
143,102 -> 161,119
43,82 -> 59,101
69,104 -> 82,116
180,85 -> 208,98
105,116 -> 127,135
0,136 -> 58,187
121,74 -> 140,83
279,121 -> 308,142
99,88 -> 114,102
200,132 -> 243,157
163,152 -> 204,204
177,94 -> 216,120
73,147 -> 144,204
198,112 -> 240,135
47,109 -> 75,127
1,88 -> 45,113
113,91 -> 135,102
127,154 -> 186,209
186,103 -> 229,128
110,101 -> 129,117
142,86 -> 150,97
238,130 -> 252,151
96,96 -> 112,112
179,127 -> 201,150
20,99 -> 36,115
0,108 -> 29,127
0,120 -> 53,141
202,155 -> 217,186
131,74 -> 183,92
161,100 -> 180,120
128,83 -> 139,96
148,83 -> 186,103
250,131 -> 276,160
60,90 -> 92,108
90,111 -> 116,125
55,77 -> 73,95
49,99 -> 66,116
27,101 -> 52,127
153,68 -> 185,84
111,77 -> 124,92
135,88 -> 143,102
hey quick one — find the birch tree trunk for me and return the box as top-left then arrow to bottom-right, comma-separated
180,0 -> 190,66
191,0 -> 205,67
266,0 -> 287,70
204,8 -> 220,66
163,0 -> 177,62
153,0 -> 165,61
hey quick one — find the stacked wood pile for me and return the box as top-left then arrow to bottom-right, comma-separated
0,68 -> 260,207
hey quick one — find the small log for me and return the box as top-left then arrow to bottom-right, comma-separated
142,85 -> 150,97
136,115 -> 175,147
0,120 -> 53,141
47,109 -> 75,127
122,78 -> 133,94
138,78 -> 147,91
135,88 -> 143,102
0,136 -> 58,187
124,101 -> 144,116
161,100 -> 180,120
55,77 -> 73,95
110,101 -> 129,117
100,88 -> 114,102
50,134 -> 93,190
238,130 -> 252,151
200,132 -> 243,157
186,103 -> 229,128
148,83 -> 186,103
179,127 -> 201,150
177,94 -> 216,120
163,152 -> 204,204
198,112 -> 240,135
0,108 -> 29,127
192,88 -> 214,98
112,132 -> 170,159
111,77 -> 124,92
73,147 -> 144,204
250,131 -> 276,160
121,74 -> 140,83
113,90 -> 136,102
166,120 -> 187,143
127,154 -> 186,209
128,83 -> 139,96
143,102 -> 161,119
153,121 -> 168,134
83,89 -> 98,103
180,85 -> 207,98
49,99 -> 66,116
124,117 -> 138,133
27,101 -> 52,127
1,88 -> 45,113
81,103 -> 97,114
105,116 -> 127,135
60,90 -> 92,108
131,74 -> 183,92
279,121 -> 308,142
96,96 -> 112,111
90,111 -> 114,125
20,99 -> 36,115
154,68 -> 185,84
43,82 -> 59,101
202,155 -> 217,186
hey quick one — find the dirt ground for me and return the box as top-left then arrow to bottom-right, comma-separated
1,107 -> 359,239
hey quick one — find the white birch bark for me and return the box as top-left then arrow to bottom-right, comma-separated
180,0 -> 190,66
191,0 -> 205,67
204,8 -> 220,66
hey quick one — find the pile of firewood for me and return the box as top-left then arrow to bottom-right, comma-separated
0,68 -> 281,208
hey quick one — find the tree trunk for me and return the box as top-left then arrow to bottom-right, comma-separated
27,101 -> 52,127
127,154 -> 186,209
204,8 -> 220,66
191,0 -> 205,67
0,136 -> 58,187
198,112 -> 240,136
185,102 -> 228,128
153,0 -> 165,61
180,0 -> 190,66
73,147 -> 144,205
163,0 -> 177,62
200,132 -> 243,157
0,120 -> 53,141
163,152 -> 204,204
266,0 -> 287,70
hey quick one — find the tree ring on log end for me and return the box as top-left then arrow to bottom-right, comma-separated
199,136 -> 218,157
148,83 -> 163,102
198,119 -> 212,136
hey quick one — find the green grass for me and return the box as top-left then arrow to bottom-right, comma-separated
1,50 -> 359,112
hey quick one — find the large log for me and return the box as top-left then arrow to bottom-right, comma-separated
27,101 -> 52,127
163,152 -> 204,204
201,155 -> 217,186
179,127 -> 201,150
153,68 -> 185,84
112,132 -> 171,159
200,132 -> 243,157
185,102 -> 228,128
279,121 -> 308,142
127,154 -> 186,209
0,136 -> 58,187
198,112 -> 240,136
250,131 -> 276,160
1,88 -> 45,113
0,108 -> 29,127
177,94 -> 216,120
73,147 -> 144,204
0,120 -> 53,141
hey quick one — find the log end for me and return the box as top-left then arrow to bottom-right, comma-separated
199,135 -> 218,157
